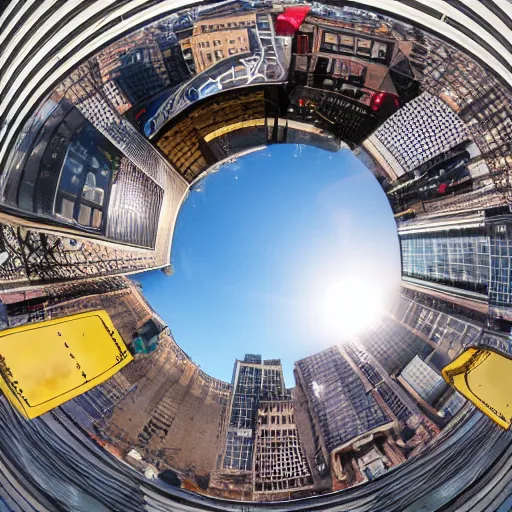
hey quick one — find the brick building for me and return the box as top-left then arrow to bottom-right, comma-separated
180,13 -> 256,74
97,333 -> 231,491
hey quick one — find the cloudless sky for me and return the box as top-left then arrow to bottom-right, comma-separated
132,144 -> 401,385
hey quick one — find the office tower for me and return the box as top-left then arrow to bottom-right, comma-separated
294,346 -> 407,491
210,355 -> 313,500
356,316 -> 431,375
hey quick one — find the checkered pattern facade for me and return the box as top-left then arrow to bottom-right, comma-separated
400,231 -> 490,294
489,229 -> 512,307
295,347 -> 390,454
374,92 -> 468,174
400,356 -> 447,406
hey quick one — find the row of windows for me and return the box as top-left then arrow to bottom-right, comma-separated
401,235 -> 490,288
223,433 -> 253,471
200,20 -> 255,32
321,32 -> 389,61
197,36 -> 245,49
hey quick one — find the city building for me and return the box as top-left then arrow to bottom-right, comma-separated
156,89 -> 268,182
288,13 -> 420,147
355,316 -> 432,376
399,212 -> 490,299
398,211 -> 512,321
0,55 -> 188,289
222,355 -> 287,470
68,332 -> 231,492
253,399 -> 314,501
110,45 -> 170,106
394,288 -> 483,367
180,13 -> 256,74
155,86 -> 340,183
1,0 -> 512,509
294,346 -> 408,491
399,355 -> 449,407
209,355 -> 287,499
370,92 -> 469,178
361,30 -> 511,219
209,355 -> 315,501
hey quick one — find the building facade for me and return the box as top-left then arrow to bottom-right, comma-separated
209,355 -> 317,501
398,211 -> 512,322
253,399 -> 314,500
294,346 -> 408,491
180,13 -> 256,74
355,316 -> 432,376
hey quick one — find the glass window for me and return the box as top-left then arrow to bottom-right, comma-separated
356,38 -> 372,56
339,35 -> 354,49
371,41 -> 388,60
324,33 -> 337,45
55,134 -> 114,231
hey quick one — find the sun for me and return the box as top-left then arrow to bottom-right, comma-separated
320,277 -> 384,338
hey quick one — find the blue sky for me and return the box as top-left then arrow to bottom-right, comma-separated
132,144 -> 400,386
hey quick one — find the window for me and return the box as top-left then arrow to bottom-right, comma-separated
214,50 -> 224,60
324,33 -> 337,45
371,41 -> 388,60
339,35 -> 354,49
356,38 -> 372,56
297,35 -> 309,54
213,39 -> 221,47
56,141 -> 113,230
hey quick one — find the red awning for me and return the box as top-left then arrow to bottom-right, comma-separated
275,6 -> 311,36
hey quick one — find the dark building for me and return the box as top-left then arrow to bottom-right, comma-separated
355,316 -> 432,376
294,346 -> 407,491
154,22 -> 193,85
288,13 -> 421,148
1,96 -> 166,251
112,46 -> 170,106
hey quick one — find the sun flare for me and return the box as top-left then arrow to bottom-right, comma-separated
320,277 -> 384,337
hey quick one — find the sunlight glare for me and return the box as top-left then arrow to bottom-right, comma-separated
321,277 -> 384,337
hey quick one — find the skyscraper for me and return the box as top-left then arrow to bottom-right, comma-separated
356,316 -> 431,376
398,211 -> 512,322
253,399 -> 314,500
209,355 -> 314,500
221,355 -> 286,471
294,346 -> 407,491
